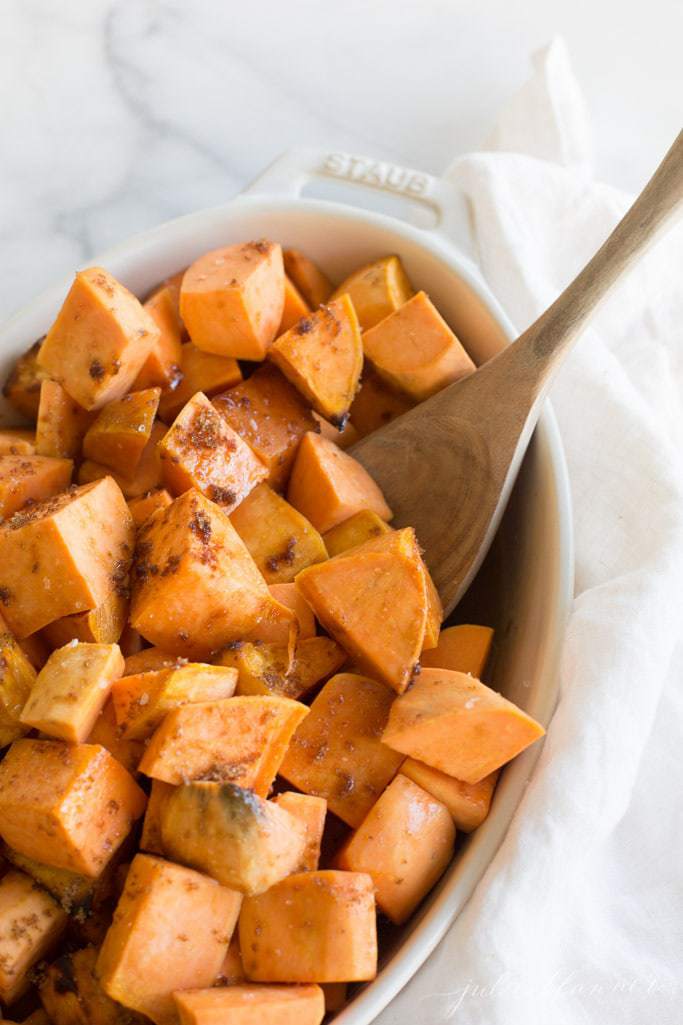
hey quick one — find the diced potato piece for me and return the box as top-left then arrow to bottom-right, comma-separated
0,429 -> 35,457
130,490 -> 282,659
337,774 -> 454,923
173,984 -> 325,1025
213,365 -> 317,490
157,343 -> 242,423
0,870 -> 67,1003
38,268 -> 159,411
35,381 -> 92,459
111,663 -> 237,740
139,695 -> 308,794
159,393 -> 267,511
40,945 -> 146,1025
323,509 -> 391,557
279,274 -> 311,333
160,781 -> 306,894
79,420 -> 166,499
282,250 -> 333,309
400,758 -> 498,832
218,936 -> 245,985
0,477 -> 134,638
362,291 -> 475,401
331,255 -> 413,330
2,341 -> 49,421
0,739 -> 146,876
83,388 -> 161,474
41,590 -> 128,648
269,583 -> 315,640
3,845 -> 106,916
421,624 -> 494,677
86,698 -> 144,774
273,792 -> 326,871
0,454 -> 72,520
230,484 -> 327,584
180,241 -> 285,360
312,411 -> 359,450
0,631 -> 36,748
240,871 -> 376,983
97,853 -> 241,1025
20,641 -> 124,743
349,368 -> 414,437
270,295 -> 362,425
123,646 -> 179,674
217,636 -> 343,701
382,668 -> 545,783
279,673 -> 402,828
140,779 -> 174,855
322,984 -> 347,1013
133,284 -> 184,390
128,488 -> 173,527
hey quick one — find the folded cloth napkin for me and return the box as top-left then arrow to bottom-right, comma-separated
377,38 -> 683,1025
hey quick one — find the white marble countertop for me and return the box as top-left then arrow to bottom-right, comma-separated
1,0 -> 681,323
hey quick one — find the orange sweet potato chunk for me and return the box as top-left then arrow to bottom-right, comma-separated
123,646 -> 180,674
240,871 -> 376,983
0,454 -> 72,520
382,668 -> 545,783
0,630 -> 36,748
269,583 -> 315,640
2,340 -> 49,421
35,380 -> 93,459
41,590 -> 129,648
331,255 -> 413,330
349,368 -> 414,437
174,984 -> 325,1025
157,343 -> 242,423
421,624 -> 494,677
218,935 -> 245,985
0,477 -> 134,638
138,695 -> 308,794
38,268 -> 159,411
79,420 -> 166,499
323,509 -> 391,557
0,870 -> 67,1004
217,636 -> 344,701
39,944 -> 141,1025
279,275 -> 311,333
362,290 -> 475,402
279,673 -> 403,828
97,854 -> 241,1025
159,392 -> 267,511
283,250 -> 333,309
213,365 -> 317,490
133,284 -> 184,390
87,697 -> 144,774
400,758 -> 498,832
128,487 -> 173,527
0,428 -> 35,457
83,388 -> 161,473
270,295 -> 363,425
140,778 -> 174,854
287,432 -> 391,534
0,739 -> 146,876
181,241 -> 285,360
273,792 -> 327,871
336,774 -> 454,924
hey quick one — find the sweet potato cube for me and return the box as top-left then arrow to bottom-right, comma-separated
269,583 -> 315,640
79,419 -> 166,499
128,488 -> 173,527
38,268 -> 159,411
2,845 -> 105,916
2,341 -> 49,421
362,290 -> 475,401
336,774 -> 454,924
279,274 -> 311,333
87,698 -> 145,774
173,984 -> 325,1025
97,854 -> 241,1025
41,591 -> 129,648
283,250 -> 333,309
400,758 -> 498,832
0,870 -> 67,1003
270,295 -> 363,425
123,646 -> 179,674
130,489 -> 280,658
159,393 -> 267,511
0,429 -> 35,457
157,343 -> 242,423
35,380 -> 92,459
0,631 -> 36,748
421,624 -> 494,677
273,792 -> 327,872
140,779 -> 174,854
20,641 -> 124,743
331,255 -> 413,330
40,945 -> 144,1025
0,477 -> 134,638
83,388 -> 161,473
0,455 -> 72,520
133,284 -> 184,390
139,695 -> 308,793
323,509 -> 391,557
382,668 -> 545,783
0,739 -> 146,876
213,365 -> 317,490
349,368 -> 414,437
230,484 -> 327,584
287,636 -> 347,694
180,241 -> 285,360
240,871 -> 376,983
312,411 -> 359,450
218,637 -> 343,701
279,674 -> 403,828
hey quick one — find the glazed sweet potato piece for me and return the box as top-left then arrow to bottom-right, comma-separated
160,781 -> 306,894
2,845 -> 107,916
240,871 -> 376,982
38,268 -> 159,411
270,295 -> 363,425
40,945 -> 147,1025
173,984 -> 325,1025
0,429 -> 35,457
0,739 -> 146,876
287,432 -> 392,534
217,636 -> 344,700
83,388 -> 161,473
279,274 -> 311,333
0,870 -> 67,1004
322,509 -> 391,556
230,483 -> 327,584
0,454 -> 72,521
41,591 -> 129,648
138,695 -> 308,794
159,392 -> 267,511
0,631 -> 35,748
123,646 -> 180,674
420,623 -> 494,677
35,381 -> 92,459
362,290 -> 475,401
331,255 -> 413,330
133,284 -> 184,390
279,674 -> 403,828
157,343 -> 242,423
20,641 -> 124,743
273,792 -> 327,872
97,854 -> 240,1025
127,488 -> 172,527
400,758 -> 499,832
79,420 -> 166,499
241,597 -> 298,658
336,774 -> 454,924
2,340 -> 49,421
86,698 -> 145,774
180,241 -> 285,360
382,668 -> 545,783
349,368 -> 414,437
269,583 -> 315,640
213,365 -> 317,490
0,477 -> 134,638
282,250 -> 333,309
140,779 -> 174,855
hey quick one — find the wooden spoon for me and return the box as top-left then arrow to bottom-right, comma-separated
351,131 -> 683,616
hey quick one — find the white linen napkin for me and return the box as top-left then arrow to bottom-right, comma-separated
378,37 -> 683,1025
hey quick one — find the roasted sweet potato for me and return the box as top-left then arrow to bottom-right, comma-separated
41,590 -> 128,649
83,388 -> 161,474
349,368 -> 414,437
79,420 -> 166,499
133,284 -> 184,390
217,636 -> 344,700
0,454 -> 72,520
173,984 -> 325,1025
35,381 -> 92,459
322,509 -> 391,556
157,343 -> 242,423
140,779 -> 174,855
3,843 -> 109,917
268,583 -> 315,640
420,623 -> 494,677
123,646 -> 179,675
86,698 -> 144,774
0,870 -> 67,1003
0,429 -> 35,457
282,250 -> 333,309
0,631 -> 35,749
127,488 -> 172,527
218,936 -> 245,985
40,945 -> 147,1025
273,792 -> 327,871
331,255 -> 413,330
2,341 -> 49,421
400,758 -> 498,832
279,274 -> 311,333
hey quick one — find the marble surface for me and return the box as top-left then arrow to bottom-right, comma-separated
1,0 -> 681,324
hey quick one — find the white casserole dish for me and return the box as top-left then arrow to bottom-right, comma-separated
0,148 -> 574,1024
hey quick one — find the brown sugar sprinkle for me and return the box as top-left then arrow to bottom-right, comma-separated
160,553 -> 181,577
295,317 -> 314,335
182,407 -> 223,450
265,536 -> 297,573
89,358 -> 106,380
111,559 -> 130,598
0,587 -> 11,606
189,509 -> 212,545
208,485 -> 237,506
